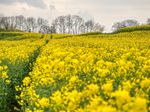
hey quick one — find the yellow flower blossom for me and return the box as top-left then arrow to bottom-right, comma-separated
141,78 -> 150,89
23,77 -> 31,86
38,97 -> 49,108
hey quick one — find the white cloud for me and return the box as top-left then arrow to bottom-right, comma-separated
0,0 -> 46,9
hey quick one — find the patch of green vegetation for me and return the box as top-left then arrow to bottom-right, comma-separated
114,25 -> 150,33
0,32 -> 42,40
79,32 -> 103,36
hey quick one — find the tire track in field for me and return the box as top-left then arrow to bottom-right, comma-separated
10,38 -> 50,112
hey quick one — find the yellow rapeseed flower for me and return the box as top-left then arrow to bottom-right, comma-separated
38,97 -> 49,108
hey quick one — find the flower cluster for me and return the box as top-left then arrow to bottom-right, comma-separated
0,37 -> 46,111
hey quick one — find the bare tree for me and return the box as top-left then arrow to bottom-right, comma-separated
79,24 -> 86,34
0,15 -> 104,34
25,17 -> 37,32
72,15 -> 84,34
112,19 -> 139,31
0,16 -> 3,29
1,16 -> 17,30
37,18 -> 49,33
40,25 -> 51,34
51,23 -> 56,33
122,20 -> 139,27
16,15 -> 26,31
84,20 -> 94,32
59,16 -> 67,34
10,16 -> 17,30
52,16 -> 67,34
93,23 -> 104,32
52,14 -> 104,34
84,20 -> 104,33
147,18 -> 150,25
66,15 -> 73,34
112,22 -> 124,31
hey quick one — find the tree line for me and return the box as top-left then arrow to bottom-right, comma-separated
0,15 -> 50,33
112,19 -> 150,31
0,15 -> 104,34
0,15 -> 150,33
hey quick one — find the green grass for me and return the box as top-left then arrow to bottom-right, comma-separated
0,32 -> 42,40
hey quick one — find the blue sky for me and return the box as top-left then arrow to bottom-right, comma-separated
0,0 -> 149,32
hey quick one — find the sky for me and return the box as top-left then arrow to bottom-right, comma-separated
0,0 -> 150,32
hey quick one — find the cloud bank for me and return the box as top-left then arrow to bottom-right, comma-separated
0,0 -> 46,8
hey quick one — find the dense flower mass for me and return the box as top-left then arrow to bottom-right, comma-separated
0,35 -> 46,111
17,31 -> 150,112
0,31 -> 150,111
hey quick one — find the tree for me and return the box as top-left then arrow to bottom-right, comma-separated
9,16 -> 17,30
72,15 -> 84,34
37,18 -> 49,33
122,20 -> 139,27
25,17 -> 37,32
147,18 -> 150,25
0,15 -> 104,34
66,15 -> 73,34
52,14 -> 104,34
85,20 -> 95,32
112,19 -> 139,31
93,23 -> 104,32
51,23 -> 56,33
84,20 -> 104,33
40,25 -> 51,34
0,16 -> 17,30
16,15 -> 26,31
0,16 -> 3,29
112,22 -> 124,31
